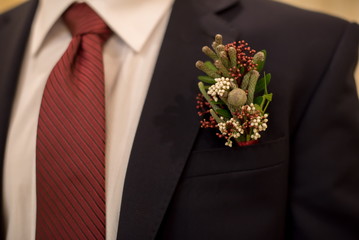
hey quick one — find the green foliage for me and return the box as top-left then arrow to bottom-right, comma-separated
215,108 -> 231,119
255,73 -> 271,94
198,76 -> 216,84
262,93 -> 273,112
210,109 -> 224,123
263,93 -> 273,101
254,104 -> 263,112
254,72 -> 272,113
210,100 -> 225,105
254,96 -> 263,106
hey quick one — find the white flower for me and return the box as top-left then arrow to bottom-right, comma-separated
217,118 -> 244,147
251,132 -> 261,140
246,111 -> 269,141
207,77 -> 235,102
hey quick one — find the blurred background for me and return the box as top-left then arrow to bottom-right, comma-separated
0,0 -> 358,93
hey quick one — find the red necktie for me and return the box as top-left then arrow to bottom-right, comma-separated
36,3 -> 111,239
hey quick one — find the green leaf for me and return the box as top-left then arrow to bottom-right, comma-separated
210,109 -> 224,123
198,75 -> 216,84
204,61 -> 218,72
215,108 -> 232,119
210,100 -> 225,105
262,93 -> 273,113
263,93 -> 273,101
255,73 -> 271,94
254,96 -> 263,106
254,104 -> 263,112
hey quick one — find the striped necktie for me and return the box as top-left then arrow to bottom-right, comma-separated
35,3 -> 112,239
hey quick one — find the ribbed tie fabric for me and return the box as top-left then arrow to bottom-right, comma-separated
36,3 -> 112,239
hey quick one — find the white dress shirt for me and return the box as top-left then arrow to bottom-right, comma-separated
3,0 -> 174,239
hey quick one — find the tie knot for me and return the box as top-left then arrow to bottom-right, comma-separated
63,3 -> 112,40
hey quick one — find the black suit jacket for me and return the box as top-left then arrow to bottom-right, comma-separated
0,0 -> 359,239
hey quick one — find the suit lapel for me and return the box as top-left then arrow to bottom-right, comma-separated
0,0 -> 38,236
117,0 -> 240,239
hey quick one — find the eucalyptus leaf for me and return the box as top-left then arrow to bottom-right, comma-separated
198,75 -> 216,84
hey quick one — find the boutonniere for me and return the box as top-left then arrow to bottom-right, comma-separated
195,34 -> 273,147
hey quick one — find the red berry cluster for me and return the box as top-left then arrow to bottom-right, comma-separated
200,116 -> 217,129
196,93 -> 217,128
225,40 -> 257,84
196,93 -> 210,116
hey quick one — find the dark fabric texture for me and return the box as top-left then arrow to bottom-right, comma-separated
0,0 -> 358,239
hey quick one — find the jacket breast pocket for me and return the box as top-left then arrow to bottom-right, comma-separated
160,137 -> 290,239
182,137 -> 288,179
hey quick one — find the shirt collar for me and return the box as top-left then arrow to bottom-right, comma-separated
30,0 -> 174,55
